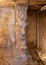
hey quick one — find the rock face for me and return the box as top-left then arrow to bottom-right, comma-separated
26,10 -> 36,45
39,11 -> 46,60
0,7 -> 16,65
0,0 -> 46,65
0,0 -> 28,65
15,4 -> 28,49
0,7 -> 15,47
26,8 -> 46,60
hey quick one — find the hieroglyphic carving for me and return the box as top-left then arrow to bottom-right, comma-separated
0,3 -> 28,64
15,4 -> 28,50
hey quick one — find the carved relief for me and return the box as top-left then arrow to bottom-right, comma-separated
0,3 -> 28,65
15,4 -> 28,49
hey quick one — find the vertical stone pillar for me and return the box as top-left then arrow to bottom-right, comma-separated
15,4 -> 28,53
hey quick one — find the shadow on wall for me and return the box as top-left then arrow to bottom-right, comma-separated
26,41 -> 45,65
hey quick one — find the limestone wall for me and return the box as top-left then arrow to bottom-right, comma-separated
26,9 -> 46,59
0,7 -> 16,65
39,11 -> 46,58
26,10 -> 36,45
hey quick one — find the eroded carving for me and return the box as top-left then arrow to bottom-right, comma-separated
15,4 -> 28,49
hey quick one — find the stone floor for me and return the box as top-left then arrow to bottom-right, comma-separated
13,48 -> 46,65
14,48 -> 34,65
0,46 -> 45,65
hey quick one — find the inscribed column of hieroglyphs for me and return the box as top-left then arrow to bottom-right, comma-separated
15,4 -> 28,55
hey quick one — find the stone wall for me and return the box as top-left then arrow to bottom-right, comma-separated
39,10 -> 46,58
0,7 -> 16,65
26,9 -> 46,60
26,10 -> 36,45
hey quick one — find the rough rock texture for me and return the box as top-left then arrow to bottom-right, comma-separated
26,8 -> 46,61
0,2 -> 28,65
26,10 -> 36,45
39,10 -> 46,59
0,0 -> 46,65
0,7 -> 16,65
15,4 -> 28,49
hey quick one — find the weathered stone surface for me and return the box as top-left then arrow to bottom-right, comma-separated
39,10 -> 46,60
15,0 -> 28,4
15,4 -> 28,49
0,2 -> 14,7
26,10 -> 36,45
14,0 -> 46,5
0,0 -> 46,10
29,0 -> 46,5
0,7 -> 15,47
0,7 -> 16,65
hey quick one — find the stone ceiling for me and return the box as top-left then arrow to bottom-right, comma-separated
14,0 -> 46,9
0,0 -> 46,9
28,0 -> 46,9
